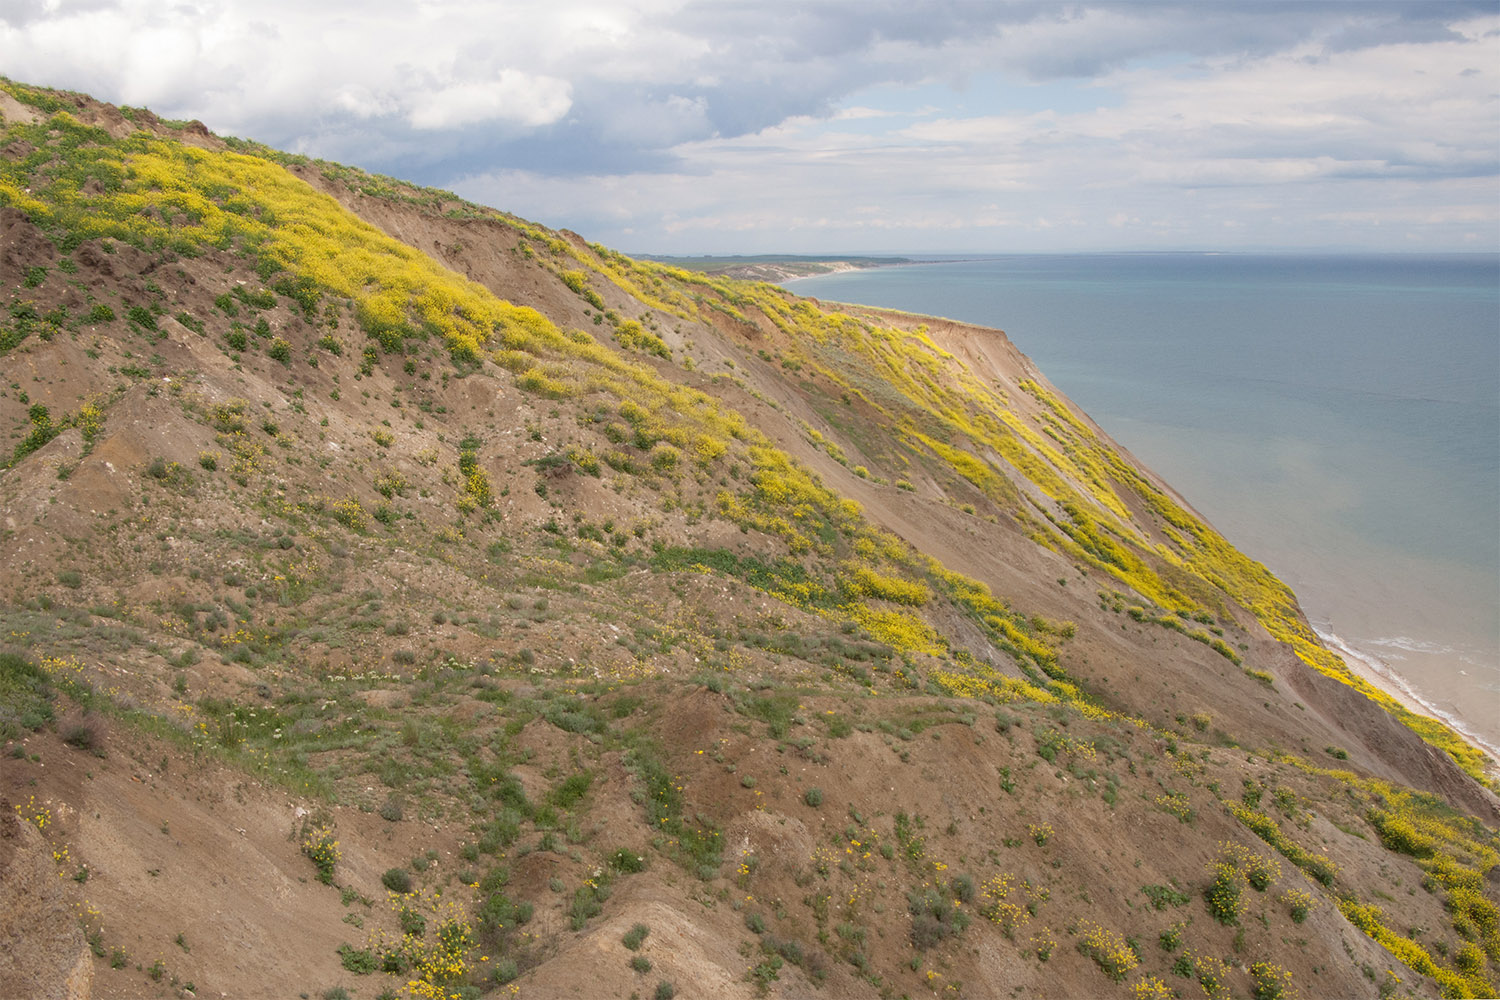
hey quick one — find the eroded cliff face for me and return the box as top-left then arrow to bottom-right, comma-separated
1,804 -> 91,1000
0,80 -> 1495,1000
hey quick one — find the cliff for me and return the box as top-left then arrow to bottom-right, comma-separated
0,79 -> 1495,1000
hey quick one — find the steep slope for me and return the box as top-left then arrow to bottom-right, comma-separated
0,79 -> 1496,1000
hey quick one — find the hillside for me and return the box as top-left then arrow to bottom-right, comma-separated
0,79 -> 1496,1000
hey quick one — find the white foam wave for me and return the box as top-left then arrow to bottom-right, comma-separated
1366,635 -> 1456,656
1313,626 -> 1500,763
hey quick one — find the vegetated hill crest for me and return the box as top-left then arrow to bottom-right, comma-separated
0,78 -> 1496,1000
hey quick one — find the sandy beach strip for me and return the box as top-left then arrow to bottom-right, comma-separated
1317,626 -> 1500,767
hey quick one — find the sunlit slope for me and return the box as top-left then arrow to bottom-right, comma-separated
0,85 -> 1077,707
0,76 -> 1487,787
2,78 -> 1499,1000
424,213 -> 1493,786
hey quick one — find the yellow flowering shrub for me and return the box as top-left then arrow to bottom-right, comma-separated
300,824 -> 340,884
1077,919 -> 1138,982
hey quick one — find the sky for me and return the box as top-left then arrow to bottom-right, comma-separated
3,0 -> 1497,254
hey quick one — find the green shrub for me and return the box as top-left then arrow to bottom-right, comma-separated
908,882 -> 971,950
803,787 -> 824,807
491,958 -> 519,985
1142,884 -> 1189,910
1205,863 -> 1241,924
301,825 -> 340,884
381,868 -> 411,893
622,923 -> 650,950
338,943 -> 377,974
0,652 -> 54,738
126,304 -> 157,330
570,883 -> 606,930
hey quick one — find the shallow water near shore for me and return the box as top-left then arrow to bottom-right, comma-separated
787,253 -> 1500,753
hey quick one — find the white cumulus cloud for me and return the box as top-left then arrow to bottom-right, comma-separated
406,72 -> 573,130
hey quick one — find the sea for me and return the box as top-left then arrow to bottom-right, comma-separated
785,253 -> 1500,755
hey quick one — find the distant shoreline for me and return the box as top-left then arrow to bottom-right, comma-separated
640,254 -> 911,282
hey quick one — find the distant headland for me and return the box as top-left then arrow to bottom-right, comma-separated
638,253 -> 910,282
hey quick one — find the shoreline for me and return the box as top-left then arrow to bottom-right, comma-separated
1316,625 -> 1500,765
777,257 -> 1499,777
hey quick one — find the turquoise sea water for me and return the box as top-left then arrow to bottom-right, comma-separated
787,254 -> 1500,752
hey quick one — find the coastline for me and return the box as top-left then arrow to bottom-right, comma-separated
642,255 -> 911,283
779,253 -> 1499,778
1315,626 -> 1500,766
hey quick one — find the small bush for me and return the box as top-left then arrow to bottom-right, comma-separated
908,883 -> 971,950
1281,887 -> 1316,923
804,787 -> 824,807
654,982 -> 676,1000
126,304 -> 157,330
491,958 -> 519,985
631,955 -> 652,973
331,497 -> 366,530
381,868 -> 412,893
1142,884 -> 1190,910
301,825 -> 340,884
622,923 -> 650,950
1250,961 -> 1294,1000
570,883 -> 605,930
649,442 -> 681,471
338,943 -> 377,974
1077,920 -> 1138,982
1205,863 -> 1241,924
62,722 -> 100,752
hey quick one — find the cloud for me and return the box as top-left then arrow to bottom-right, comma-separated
406,73 -> 572,130
450,9 -> 1498,252
0,0 -> 1495,250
